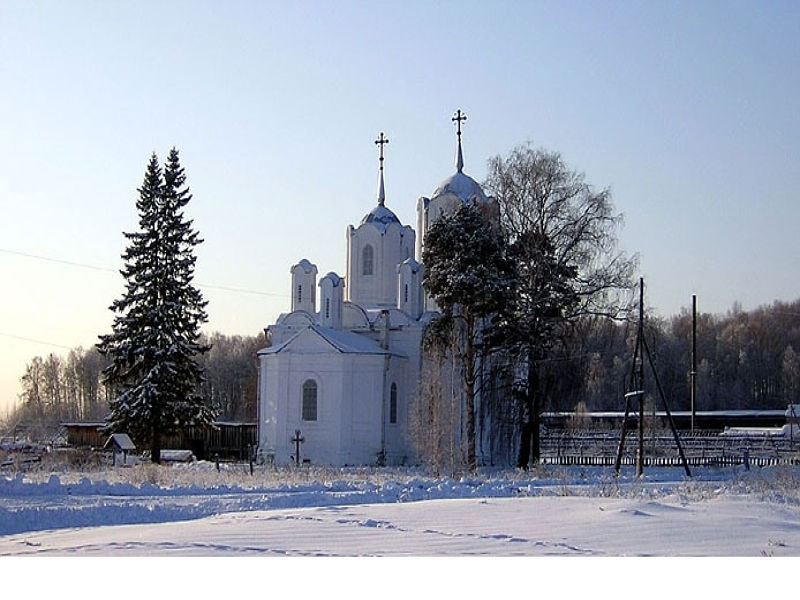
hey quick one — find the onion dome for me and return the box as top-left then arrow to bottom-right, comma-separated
431,108 -> 488,204
360,203 -> 401,227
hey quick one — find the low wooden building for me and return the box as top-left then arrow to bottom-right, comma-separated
62,422 -> 106,448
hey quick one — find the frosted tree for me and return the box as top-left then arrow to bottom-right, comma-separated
485,144 -> 636,467
98,149 -> 215,463
422,202 -> 515,472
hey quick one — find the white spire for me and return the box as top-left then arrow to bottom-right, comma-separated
375,132 -> 389,205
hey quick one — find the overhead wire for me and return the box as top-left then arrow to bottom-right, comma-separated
0,247 -> 289,298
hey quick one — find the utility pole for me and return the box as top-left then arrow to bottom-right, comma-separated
636,278 -> 645,477
615,278 -> 691,478
691,295 -> 697,433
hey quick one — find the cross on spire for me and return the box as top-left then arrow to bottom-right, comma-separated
452,109 -> 467,172
375,132 -> 389,205
452,109 -> 467,137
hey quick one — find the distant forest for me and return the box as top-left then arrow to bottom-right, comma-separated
539,298 -> 800,414
5,298 -> 800,433
7,332 -> 266,433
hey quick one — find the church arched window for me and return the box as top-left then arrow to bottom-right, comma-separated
325,298 -> 330,319
297,284 -> 302,304
389,383 -> 397,424
362,244 -> 374,276
302,379 -> 317,421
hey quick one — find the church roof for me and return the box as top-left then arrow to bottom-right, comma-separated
319,271 -> 343,287
291,258 -> 317,274
258,324 -> 407,357
432,170 -> 488,204
359,203 -> 402,230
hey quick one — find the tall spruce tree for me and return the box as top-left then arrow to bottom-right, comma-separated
98,149 -> 215,463
422,202 -> 515,471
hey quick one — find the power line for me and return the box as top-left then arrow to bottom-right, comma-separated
0,332 -> 73,350
0,247 -> 289,298
0,248 -> 115,273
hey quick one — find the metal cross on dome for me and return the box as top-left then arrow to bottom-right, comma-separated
452,109 -> 467,138
375,132 -> 389,166
375,132 -> 389,205
452,109 -> 467,172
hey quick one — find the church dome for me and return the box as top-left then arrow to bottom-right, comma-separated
430,109 -> 488,204
432,170 -> 488,204
360,203 -> 401,229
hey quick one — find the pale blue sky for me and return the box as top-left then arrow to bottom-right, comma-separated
1,0 -> 798,411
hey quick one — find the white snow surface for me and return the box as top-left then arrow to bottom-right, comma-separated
2,463 -> 800,560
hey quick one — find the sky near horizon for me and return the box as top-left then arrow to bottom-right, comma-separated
1,1 -> 798,413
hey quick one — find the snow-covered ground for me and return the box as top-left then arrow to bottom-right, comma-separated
2,462 -> 800,555
0,462 -> 796,597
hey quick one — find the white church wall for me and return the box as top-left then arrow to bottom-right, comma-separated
268,356 -> 346,466
382,356 -> 414,465
260,345 -> 396,466
346,220 -> 414,308
346,354 -> 386,465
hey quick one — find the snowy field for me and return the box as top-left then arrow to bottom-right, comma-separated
1,462 -> 797,597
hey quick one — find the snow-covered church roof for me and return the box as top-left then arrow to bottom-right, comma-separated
359,203 -> 401,228
432,170 -> 488,204
258,324 -> 407,357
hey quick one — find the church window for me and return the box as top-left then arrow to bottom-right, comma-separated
362,244 -> 374,276
389,383 -> 397,424
325,298 -> 330,319
404,283 -> 409,304
302,379 -> 318,421
297,284 -> 302,304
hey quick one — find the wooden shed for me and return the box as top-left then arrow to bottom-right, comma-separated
62,422 -> 106,448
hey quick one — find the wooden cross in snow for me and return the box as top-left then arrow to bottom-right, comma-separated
291,429 -> 305,467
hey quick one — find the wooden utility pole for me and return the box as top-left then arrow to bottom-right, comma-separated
615,278 -> 691,478
691,294 -> 697,433
636,278 -> 645,477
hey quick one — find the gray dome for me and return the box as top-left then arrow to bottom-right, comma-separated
432,171 -> 488,204
360,203 -> 401,228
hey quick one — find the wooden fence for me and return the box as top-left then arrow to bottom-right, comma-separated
539,431 -> 800,468
540,454 -> 800,468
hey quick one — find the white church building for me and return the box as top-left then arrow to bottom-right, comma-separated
257,112 -> 494,466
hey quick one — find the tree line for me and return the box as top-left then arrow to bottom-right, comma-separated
6,332 -> 264,436
503,298 -> 800,415
9,300 -> 798,446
